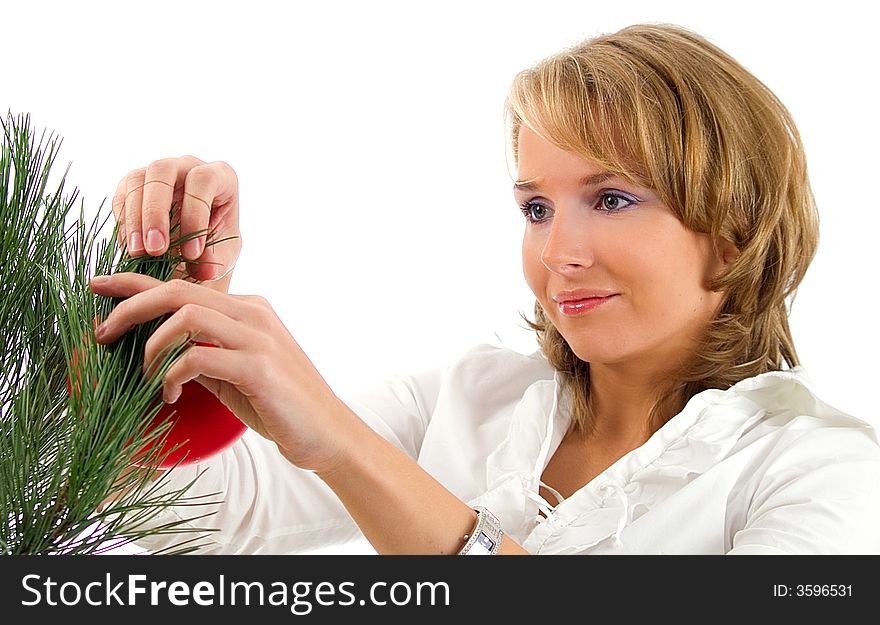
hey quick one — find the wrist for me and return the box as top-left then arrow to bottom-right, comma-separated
457,506 -> 504,555
281,399 -> 372,476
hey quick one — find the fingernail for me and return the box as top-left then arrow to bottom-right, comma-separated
95,323 -> 107,340
90,275 -> 109,285
164,385 -> 180,404
184,237 -> 202,259
145,228 -> 165,254
129,231 -> 143,253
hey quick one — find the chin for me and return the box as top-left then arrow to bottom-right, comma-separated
541,309 -> 631,363
557,337 -> 610,365
567,348 -> 621,366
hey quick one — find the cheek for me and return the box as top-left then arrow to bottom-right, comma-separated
632,234 -> 719,320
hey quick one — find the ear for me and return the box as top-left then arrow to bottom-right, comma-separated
717,238 -> 740,269
707,237 -> 740,285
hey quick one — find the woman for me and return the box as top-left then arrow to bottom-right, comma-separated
92,23 -> 880,554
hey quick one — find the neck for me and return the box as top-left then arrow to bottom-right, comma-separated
585,360 -> 685,446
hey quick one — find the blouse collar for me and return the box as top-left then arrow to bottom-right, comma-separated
471,365 -> 873,553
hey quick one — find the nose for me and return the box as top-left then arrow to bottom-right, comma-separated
540,206 -> 594,274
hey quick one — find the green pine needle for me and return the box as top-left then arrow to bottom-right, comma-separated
1,111 -> 230,555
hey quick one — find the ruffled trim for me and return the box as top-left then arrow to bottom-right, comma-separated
469,366 -> 871,554
468,374 -> 562,541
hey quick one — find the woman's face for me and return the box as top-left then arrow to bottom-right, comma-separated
517,126 -> 728,375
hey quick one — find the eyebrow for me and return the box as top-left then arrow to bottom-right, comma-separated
513,171 -> 618,192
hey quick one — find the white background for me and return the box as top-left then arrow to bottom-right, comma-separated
3,1 -> 878,553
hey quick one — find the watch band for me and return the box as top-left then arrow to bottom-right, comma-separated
457,506 -> 503,555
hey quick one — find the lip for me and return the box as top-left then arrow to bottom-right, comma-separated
552,289 -> 618,317
552,289 -> 619,303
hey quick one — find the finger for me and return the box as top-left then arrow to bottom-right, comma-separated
180,162 -> 236,261
142,156 -> 207,257
182,230 -> 242,282
161,346 -> 253,404
185,239 -> 220,281
90,272 -> 165,296
141,159 -> 178,256
143,304 -> 256,377
90,275 -> 253,343
111,177 -> 127,248
202,162 -> 240,242
124,169 -> 147,255
180,190 -> 210,261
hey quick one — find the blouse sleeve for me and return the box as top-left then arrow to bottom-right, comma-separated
129,364 -> 447,554
726,426 -> 880,555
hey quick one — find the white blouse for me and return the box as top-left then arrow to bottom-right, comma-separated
134,343 -> 880,555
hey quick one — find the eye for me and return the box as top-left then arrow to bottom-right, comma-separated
598,191 -> 638,212
519,200 -> 550,224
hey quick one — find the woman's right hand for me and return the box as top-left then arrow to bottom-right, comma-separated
111,156 -> 242,287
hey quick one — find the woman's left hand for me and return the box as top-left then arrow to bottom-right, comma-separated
90,272 -> 357,472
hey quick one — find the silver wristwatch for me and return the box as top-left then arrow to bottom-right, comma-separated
457,506 -> 504,555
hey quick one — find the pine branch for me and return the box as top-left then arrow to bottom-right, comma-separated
1,112 -> 230,554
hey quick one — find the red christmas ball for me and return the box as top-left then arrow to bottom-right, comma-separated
140,383 -> 247,468
68,341 -> 247,469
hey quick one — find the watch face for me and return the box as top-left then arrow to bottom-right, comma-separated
476,532 -> 496,552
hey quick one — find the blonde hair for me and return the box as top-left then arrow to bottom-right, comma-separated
506,23 -> 820,436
